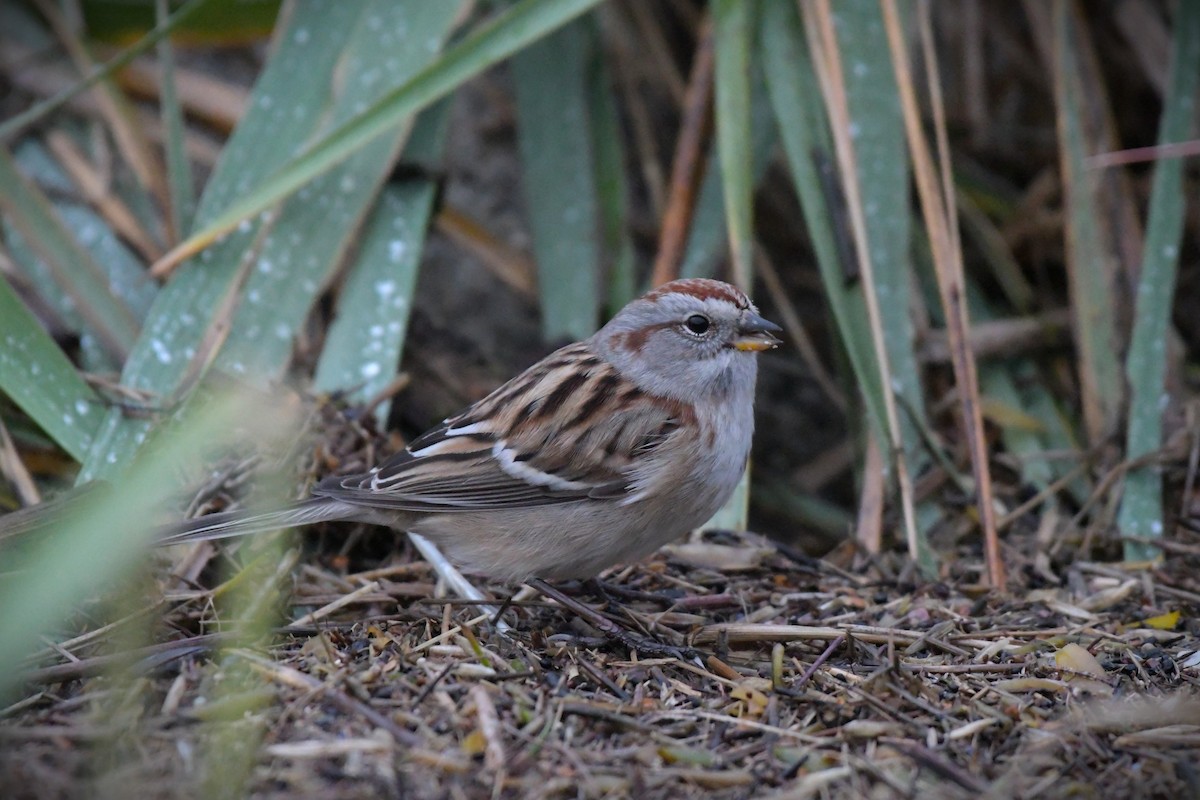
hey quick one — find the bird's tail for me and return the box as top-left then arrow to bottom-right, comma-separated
155,498 -> 363,547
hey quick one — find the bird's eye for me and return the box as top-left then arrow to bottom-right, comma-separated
684,314 -> 711,335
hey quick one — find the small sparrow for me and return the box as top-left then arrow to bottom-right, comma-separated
161,278 -> 781,582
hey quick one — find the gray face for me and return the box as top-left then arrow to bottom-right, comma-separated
591,282 -> 781,405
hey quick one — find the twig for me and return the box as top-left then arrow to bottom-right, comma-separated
232,649 -> 421,746
287,580 -> 383,629
792,634 -> 844,691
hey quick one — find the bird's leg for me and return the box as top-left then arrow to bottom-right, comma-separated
527,578 -> 701,661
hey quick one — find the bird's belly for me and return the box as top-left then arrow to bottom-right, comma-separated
409,490 -> 719,583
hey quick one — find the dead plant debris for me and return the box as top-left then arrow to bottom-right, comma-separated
1,406 -> 1198,799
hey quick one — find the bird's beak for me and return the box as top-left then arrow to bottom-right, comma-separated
733,312 -> 783,352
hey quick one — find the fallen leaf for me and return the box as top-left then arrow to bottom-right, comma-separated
1055,643 -> 1106,679
661,543 -> 772,571
1142,610 -> 1180,630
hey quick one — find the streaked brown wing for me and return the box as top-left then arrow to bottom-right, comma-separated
313,344 -> 686,512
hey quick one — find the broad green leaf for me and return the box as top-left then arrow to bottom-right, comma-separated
215,2 -> 464,380
313,103 -> 452,421
79,1 -> 365,482
762,1 -> 940,567
512,17 -> 601,341
80,1 -> 464,481
156,0 -> 607,274
0,278 -> 103,462
784,0 -> 935,571
1118,0 -> 1200,561
834,0 -> 925,454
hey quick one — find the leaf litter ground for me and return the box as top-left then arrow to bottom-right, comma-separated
1,401 -> 1198,800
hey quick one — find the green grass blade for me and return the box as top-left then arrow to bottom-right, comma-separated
587,21 -> 636,313
1053,4 -> 1123,445
703,1 -> 767,532
0,148 -> 140,364
188,7 -> 361,229
0,278 -> 103,462
512,17 -> 601,341
760,0 -> 886,442
313,103 -> 452,421
763,0 -> 936,571
156,0 -> 606,275
792,0 -> 932,571
713,0 -> 755,290
1117,0 -> 1200,561
0,0 -> 209,142
156,0 -> 196,238
5,139 -> 158,372
13,137 -> 160,311
0,389 -> 285,701
680,71 -> 775,279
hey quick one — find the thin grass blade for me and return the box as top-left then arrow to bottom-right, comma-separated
1051,2 -> 1126,445
712,0 -> 755,291
6,138 -> 158,371
883,0 -> 1002,585
1117,0 -> 1200,561
0,390 -> 289,701
690,6 -> 773,531
587,22 -> 637,312
0,0 -> 209,142
760,0 -> 887,442
680,72 -> 774,278
156,0 -> 196,240
0,147 -> 140,364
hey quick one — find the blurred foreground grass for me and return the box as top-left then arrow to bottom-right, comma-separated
0,1 -> 1198,792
